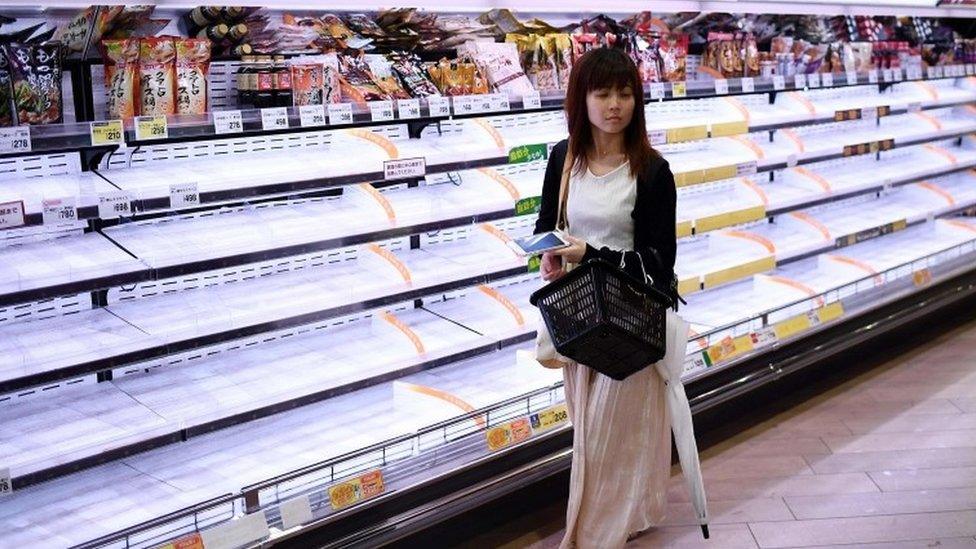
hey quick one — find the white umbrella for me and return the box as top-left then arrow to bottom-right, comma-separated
654,311 -> 710,539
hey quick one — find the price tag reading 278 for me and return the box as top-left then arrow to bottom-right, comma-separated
0,126 -> 31,154
213,110 -> 244,134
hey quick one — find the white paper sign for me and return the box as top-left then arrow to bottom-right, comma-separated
894,69 -> 904,82
261,107 -> 289,130
522,91 -> 542,110
299,104 -> 327,127
822,73 -> 834,87
882,69 -> 893,83
397,98 -> 421,119
491,93 -> 511,111
808,73 -> 821,88
868,69 -> 879,84
0,200 -> 25,230
200,511 -> 269,549
384,157 -> 426,180
0,467 -> 11,496
428,96 -> 451,117
42,197 -> 77,226
98,191 -> 132,219
737,161 -> 758,176
794,73 -> 807,89
648,129 -> 667,146
0,126 -> 31,154
772,75 -> 786,91
279,495 -> 313,530
786,153 -> 798,168
213,110 -> 244,134
713,79 -> 729,95
907,102 -> 922,113
474,94 -> 493,113
846,71 -> 858,85
649,82 -> 665,100
740,77 -> 755,93
927,66 -> 938,79
328,103 -> 354,125
968,64 -> 975,76
751,327 -> 778,349
862,106 -> 878,121
452,95 -> 474,115
369,100 -> 395,122
169,182 -> 200,208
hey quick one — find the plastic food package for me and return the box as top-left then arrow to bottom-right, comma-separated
338,54 -> 387,104
660,33 -> 688,81
390,52 -> 439,97
571,33 -> 600,62
552,34 -> 573,89
744,33 -> 760,76
60,6 -> 123,53
139,37 -> 176,116
460,41 -> 534,95
364,54 -> 411,99
101,39 -> 140,119
3,42 -> 64,125
0,53 -> 13,126
176,38 -> 210,115
290,62 -> 324,105
634,34 -> 661,83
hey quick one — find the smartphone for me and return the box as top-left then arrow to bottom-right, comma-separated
508,231 -> 570,257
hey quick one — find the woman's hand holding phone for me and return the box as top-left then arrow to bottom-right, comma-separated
541,236 -> 588,281
540,252 -> 564,281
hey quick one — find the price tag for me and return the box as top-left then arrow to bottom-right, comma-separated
736,161 -> 758,176
648,129 -> 667,146
0,200 -> 25,230
213,110 -> 243,134
261,107 -> 289,130
0,126 -> 31,154
169,182 -> 200,208
927,66 -> 937,79
794,73 -> 807,89
649,82 -> 665,100
750,326 -> 778,349
772,75 -> 786,91
882,69 -> 893,83
907,102 -> 922,113
0,467 -> 10,496
299,104 -> 327,127
862,106 -> 878,121
740,77 -> 755,93
846,70 -> 859,85
134,115 -> 168,141
396,98 -> 421,120
868,69 -> 879,84
671,81 -> 687,98
530,403 -> 569,434
713,79 -> 729,95
383,157 -> 426,180
90,120 -> 124,146
522,91 -> 542,110
968,64 -> 975,76
452,95 -> 474,115
490,93 -> 511,111
98,191 -> 132,219
786,153 -> 798,168
808,73 -> 821,88
428,95 -> 451,117
894,68 -> 904,82
328,103 -> 354,125
822,73 -> 834,87
369,100 -> 395,122
42,197 -> 77,226
475,94 -> 493,113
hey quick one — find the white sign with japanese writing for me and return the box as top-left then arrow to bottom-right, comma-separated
42,197 -> 77,226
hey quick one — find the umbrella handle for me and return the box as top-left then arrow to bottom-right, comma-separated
701,524 -> 710,539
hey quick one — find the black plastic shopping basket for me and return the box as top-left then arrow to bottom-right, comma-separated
529,258 -> 672,380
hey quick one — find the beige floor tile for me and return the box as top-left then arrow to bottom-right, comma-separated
823,429 -> 976,453
628,523 -> 757,548
667,473 -> 878,503
804,447 -> 976,474
843,413 -> 976,434
660,498 -> 793,526
749,510 -> 976,548
703,437 -> 832,459
797,538 -> 976,549
953,398 -> 976,413
796,398 -> 964,418
869,466 -> 976,491
698,456 -> 814,480
785,487 -> 976,519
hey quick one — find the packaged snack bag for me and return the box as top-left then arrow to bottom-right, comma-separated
101,38 -> 140,119
3,42 -> 65,125
139,37 -> 176,115
176,38 -> 210,115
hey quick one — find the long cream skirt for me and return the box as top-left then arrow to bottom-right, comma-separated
559,360 -> 671,549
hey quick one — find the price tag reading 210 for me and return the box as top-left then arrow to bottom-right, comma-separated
90,120 -> 124,146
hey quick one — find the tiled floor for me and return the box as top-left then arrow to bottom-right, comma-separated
461,310 -> 976,548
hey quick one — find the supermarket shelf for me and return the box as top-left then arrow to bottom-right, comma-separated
0,233 -> 532,395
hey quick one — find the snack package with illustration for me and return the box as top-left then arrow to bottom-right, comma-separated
101,38 -> 140,119
0,53 -> 12,126
338,53 -> 388,104
390,52 -> 440,97
3,42 -> 64,125
176,38 -> 210,115
139,37 -> 176,116
365,54 -> 411,99
460,41 -> 534,95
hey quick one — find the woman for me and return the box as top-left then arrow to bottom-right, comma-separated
533,47 -> 678,548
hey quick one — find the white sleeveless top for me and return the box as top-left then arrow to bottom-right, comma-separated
565,162 -> 636,252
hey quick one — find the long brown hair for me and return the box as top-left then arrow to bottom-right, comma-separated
564,47 -> 656,178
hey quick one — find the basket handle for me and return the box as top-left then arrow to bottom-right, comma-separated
622,250 -> 654,286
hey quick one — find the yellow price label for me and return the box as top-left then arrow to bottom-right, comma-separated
487,418 -> 533,451
530,403 -> 569,434
90,120 -> 124,146
135,115 -> 168,141
671,81 -> 687,98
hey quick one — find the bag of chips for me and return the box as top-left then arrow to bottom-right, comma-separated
176,38 -> 210,115
139,37 -> 176,115
101,39 -> 139,119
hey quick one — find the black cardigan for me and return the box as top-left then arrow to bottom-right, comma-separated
533,139 -> 680,305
